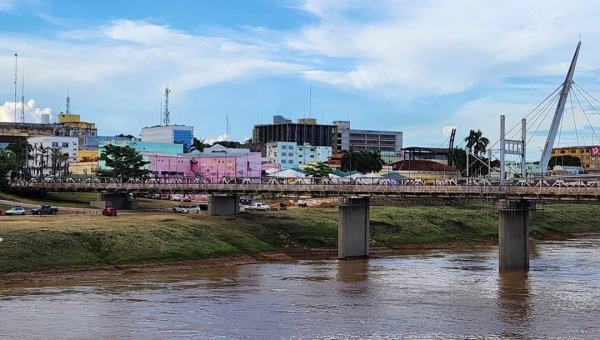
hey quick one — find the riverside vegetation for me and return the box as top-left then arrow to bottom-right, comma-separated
1,204 -> 600,275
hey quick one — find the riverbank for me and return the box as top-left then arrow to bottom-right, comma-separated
0,204 -> 599,283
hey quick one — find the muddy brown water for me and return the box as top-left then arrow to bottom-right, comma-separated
1,237 -> 600,339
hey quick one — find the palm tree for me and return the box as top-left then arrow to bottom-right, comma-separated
190,137 -> 207,152
340,150 -> 356,172
464,129 -> 490,157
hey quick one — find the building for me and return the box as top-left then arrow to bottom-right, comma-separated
298,144 -> 332,166
98,141 -> 184,171
253,117 -> 337,150
57,113 -> 97,137
141,125 -> 194,150
550,146 -> 599,173
266,142 -> 298,169
69,161 -> 99,175
273,115 -> 292,124
78,148 -> 99,162
142,152 -> 261,180
265,142 -> 333,169
334,121 -> 402,152
403,147 -> 450,164
27,136 -> 79,177
389,160 -> 459,180
80,136 -> 134,148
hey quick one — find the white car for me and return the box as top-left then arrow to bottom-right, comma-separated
245,203 -> 270,211
170,194 -> 183,201
4,207 -> 26,216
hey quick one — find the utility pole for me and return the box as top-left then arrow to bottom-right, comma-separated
14,53 -> 17,122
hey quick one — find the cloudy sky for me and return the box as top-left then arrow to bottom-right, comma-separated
0,0 -> 600,159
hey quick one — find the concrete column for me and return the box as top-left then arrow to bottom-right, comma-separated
338,197 -> 370,259
498,199 -> 533,271
90,193 -> 138,210
208,195 -> 240,216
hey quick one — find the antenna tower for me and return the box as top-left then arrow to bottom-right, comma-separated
66,91 -> 71,114
163,84 -> 171,126
20,69 -> 25,123
14,53 -> 17,122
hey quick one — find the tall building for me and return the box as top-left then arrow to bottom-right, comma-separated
253,117 -> 337,150
334,121 -> 402,153
57,113 -> 97,137
141,125 -> 193,150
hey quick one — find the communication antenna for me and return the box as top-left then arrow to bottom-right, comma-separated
163,83 -> 171,126
66,90 -> 71,114
159,98 -> 163,125
309,83 -> 312,118
14,53 -> 17,122
20,69 -> 25,123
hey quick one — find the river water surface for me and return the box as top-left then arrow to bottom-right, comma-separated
1,238 -> 600,339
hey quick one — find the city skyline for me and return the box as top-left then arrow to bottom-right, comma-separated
0,0 -> 599,154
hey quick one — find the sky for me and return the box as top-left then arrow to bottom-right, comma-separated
0,0 -> 600,159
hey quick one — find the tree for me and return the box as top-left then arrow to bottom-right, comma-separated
190,137 -> 207,152
5,140 -> 31,178
98,144 -> 150,178
304,162 -> 333,178
0,150 -> 16,192
549,155 -> 581,167
340,150 -> 384,173
116,134 -> 135,139
464,129 -> 490,157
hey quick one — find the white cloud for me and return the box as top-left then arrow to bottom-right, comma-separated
289,0 -> 600,95
0,99 -> 52,123
205,134 -> 229,145
0,0 -> 14,11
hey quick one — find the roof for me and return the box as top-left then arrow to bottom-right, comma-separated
390,160 -> 459,172
382,172 -> 407,179
403,147 -> 450,154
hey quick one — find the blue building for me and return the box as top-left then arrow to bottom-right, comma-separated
140,125 -> 194,150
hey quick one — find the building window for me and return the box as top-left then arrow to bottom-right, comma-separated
281,145 -> 287,149
310,148 -> 315,151
310,155 -> 314,158
281,152 -> 286,156
289,146 -> 294,150
281,160 -> 286,164
52,142 -> 59,147
62,142 -> 69,147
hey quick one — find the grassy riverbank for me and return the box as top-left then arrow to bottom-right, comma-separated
0,204 -> 599,275
0,192 -> 182,210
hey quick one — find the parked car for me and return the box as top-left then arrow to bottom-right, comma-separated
172,205 -> 189,213
182,196 -> 192,202
170,194 -> 183,201
4,207 -> 26,216
102,207 -> 118,216
150,194 -> 161,200
31,205 -> 58,215
245,203 -> 270,211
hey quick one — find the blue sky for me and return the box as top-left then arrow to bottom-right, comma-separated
1,0 -> 600,160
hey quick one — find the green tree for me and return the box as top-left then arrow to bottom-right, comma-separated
190,137 -> 208,152
549,155 -> 581,167
340,150 -> 384,173
98,144 -> 150,178
464,129 -> 490,157
304,162 -> 334,178
0,150 -> 16,192
116,134 -> 135,139
5,140 -> 31,177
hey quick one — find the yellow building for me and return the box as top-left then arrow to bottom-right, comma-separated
78,149 -> 99,162
69,161 -> 99,175
550,146 -> 600,173
58,113 -> 97,130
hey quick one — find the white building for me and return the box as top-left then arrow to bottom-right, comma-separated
27,136 -> 79,177
266,142 -> 333,169
266,142 -> 298,169
141,125 -> 194,150
298,144 -> 332,165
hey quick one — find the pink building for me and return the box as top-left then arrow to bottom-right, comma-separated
142,152 -> 261,181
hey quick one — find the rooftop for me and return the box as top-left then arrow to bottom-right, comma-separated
390,160 -> 459,173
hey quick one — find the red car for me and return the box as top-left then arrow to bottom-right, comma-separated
182,196 -> 192,202
102,208 -> 118,216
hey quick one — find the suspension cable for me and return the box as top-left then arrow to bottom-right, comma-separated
572,87 -> 600,145
570,90 -> 581,147
525,92 -> 561,147
573,82 -> 600,118
573,82 -> 600,108
508,90 -> 562,142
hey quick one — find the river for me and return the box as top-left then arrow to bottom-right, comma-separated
1,237 -> 600,339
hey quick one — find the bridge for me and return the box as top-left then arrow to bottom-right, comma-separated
6,41 -> 598,272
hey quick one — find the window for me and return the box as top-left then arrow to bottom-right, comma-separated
281,145 -> 287,149
289,146 -> 294,151
52,142 -> 59,147
299,154 -> 303,157
281,152 -> 287,157
310,155 -> 314,158
310,148 -> 315,152
62,142 -> 69,147
281,160 -> 286,164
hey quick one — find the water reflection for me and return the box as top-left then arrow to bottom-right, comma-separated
336,259 -> 369,283
497,270 -> 531,329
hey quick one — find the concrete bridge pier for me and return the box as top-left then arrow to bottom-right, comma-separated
338,197 -> 370,259
498,199 -> 535,271
91,193 -> 138,210
208,195 -> 240,216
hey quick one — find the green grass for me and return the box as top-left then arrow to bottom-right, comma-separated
0,204 -> 599,274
